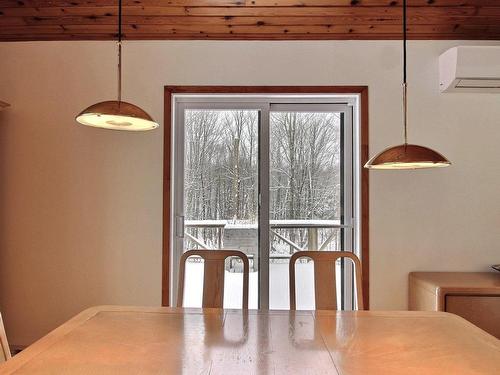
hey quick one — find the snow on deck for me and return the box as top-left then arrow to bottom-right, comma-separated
182,261 -> 341,310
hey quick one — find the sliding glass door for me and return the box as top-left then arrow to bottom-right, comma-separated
268,104 -> 352,309
172,96 -> 358,310
173,105 -> 263,309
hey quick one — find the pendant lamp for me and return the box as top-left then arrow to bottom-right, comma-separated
364,0 -> 450,169
76,0 -> 158,131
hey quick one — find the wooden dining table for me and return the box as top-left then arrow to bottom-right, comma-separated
1,306 -> 499,374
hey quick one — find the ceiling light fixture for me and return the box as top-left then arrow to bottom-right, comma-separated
364,0 -> 450,170
76,0 -> 158,131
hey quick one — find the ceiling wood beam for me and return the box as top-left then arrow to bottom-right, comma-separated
0,1 -> 499,41
0,0 -> 499,6
2,15 -> 495,27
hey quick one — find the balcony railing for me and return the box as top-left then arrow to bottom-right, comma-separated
184,220 -> 350,266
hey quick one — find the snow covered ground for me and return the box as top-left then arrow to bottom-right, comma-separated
182,261 -> 341,310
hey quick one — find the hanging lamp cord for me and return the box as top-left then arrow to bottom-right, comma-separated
117,0 -> 122,104
402,0 -> 408,145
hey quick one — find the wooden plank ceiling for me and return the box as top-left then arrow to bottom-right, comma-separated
1,0 -> 500,41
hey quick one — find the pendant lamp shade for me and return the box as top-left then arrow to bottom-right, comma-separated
76,101 -> 158,131
75,0 -> 157,131
364,0 -> 450,170
365,144 -> 451,170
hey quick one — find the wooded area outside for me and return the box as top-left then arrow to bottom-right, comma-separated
183,109 -> 342,256
184,110 -> 259,226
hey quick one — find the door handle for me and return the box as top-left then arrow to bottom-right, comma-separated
175,215 -> 185,238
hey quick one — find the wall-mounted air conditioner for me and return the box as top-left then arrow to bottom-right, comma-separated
439,46 -> 500,93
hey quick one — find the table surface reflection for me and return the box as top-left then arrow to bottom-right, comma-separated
1,306 -> 499,374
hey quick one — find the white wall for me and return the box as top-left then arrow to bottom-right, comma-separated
0,40 -> 499,347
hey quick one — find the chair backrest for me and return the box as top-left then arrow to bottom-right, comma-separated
289,251 -> 363,311
177,249 -> 249,309
0,312 -> 11,362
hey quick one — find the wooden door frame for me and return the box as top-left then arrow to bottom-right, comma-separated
162,86 -> 369,309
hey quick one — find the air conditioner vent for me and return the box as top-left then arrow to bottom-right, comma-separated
456,79 -> 500,89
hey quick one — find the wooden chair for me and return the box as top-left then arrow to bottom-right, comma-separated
289,251 -> 364,310
177,250 -> 249,309
0,312 -> 11,362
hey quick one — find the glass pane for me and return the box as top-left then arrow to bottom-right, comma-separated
182,110 -> 259,309
269,110 -> 343,310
